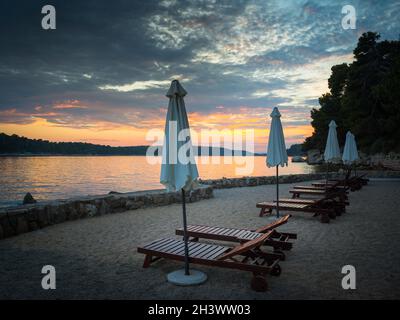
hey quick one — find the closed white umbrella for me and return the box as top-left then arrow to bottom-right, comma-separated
266,107 -> 288,218
323,120 -> 341,182
350,133 -> 359,163
324,120 -> 341,163
160,80 -> 206,286
342,131 -> 355,165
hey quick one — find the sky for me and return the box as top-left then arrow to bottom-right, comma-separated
0,0 -> 399,151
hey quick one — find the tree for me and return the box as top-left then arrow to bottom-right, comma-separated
303,32 -> 400,154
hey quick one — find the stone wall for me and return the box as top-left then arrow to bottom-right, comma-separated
0,185 -> 213,240
2,170 -> 398,240
199,173 -> 339,189
199,170 -> 400,189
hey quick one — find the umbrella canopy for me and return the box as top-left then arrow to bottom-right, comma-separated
342,131 -> 359,164
160,80 -> 206,284
342,131 -> 354,164
266,107 -> 288,218
160,80 -> 199,192
350,133 -> 359,162
266,107 -> 288,168
324,120 -> 341,163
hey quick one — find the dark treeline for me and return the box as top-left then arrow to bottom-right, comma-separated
0,133 -> 149,155
0,133 -> 255,156
303,32 -> 400,154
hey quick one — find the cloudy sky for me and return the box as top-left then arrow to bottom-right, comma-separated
0,0 -> 399,151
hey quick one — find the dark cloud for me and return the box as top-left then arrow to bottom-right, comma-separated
0,0 -> 399,129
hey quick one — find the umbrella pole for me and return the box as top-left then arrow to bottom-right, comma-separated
181,189 -> 190,276
276,165 -> 279,218
325,162 -> 329,185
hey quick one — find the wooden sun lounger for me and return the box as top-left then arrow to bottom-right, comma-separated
329,173 -> 369,188
289,188 -> 348,204
277,197 -> 348,214
313,177 -> 361,190
256,201 -> 335,223
176,215 -> 296,257
138,231 -> 282,291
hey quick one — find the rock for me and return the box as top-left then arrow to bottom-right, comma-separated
108,191 -> 122,194
126,200 -> 144,210
23,193 -> 37,205
16,217 -> 29,235
98,200 -> 110,215
109,196 -> 126,209
67,207 -> 78,220
37,207 -> 49,227
307,149 -> 323,165
85,204 -> 97,217
1,218 -> 16,237
28,221 -> 39,231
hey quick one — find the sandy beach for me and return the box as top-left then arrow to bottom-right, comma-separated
0,179 -> 399,299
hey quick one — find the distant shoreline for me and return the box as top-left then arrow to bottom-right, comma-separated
0,153 -> 268,157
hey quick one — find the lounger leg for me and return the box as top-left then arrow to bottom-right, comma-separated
259,207 -> 272,217
143,254 -> 153,268
251,273 -> 268,292
320,214 -> 330,223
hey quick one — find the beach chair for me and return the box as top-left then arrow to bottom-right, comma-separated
289,188 -> 348,204
293,179 -> 349,192
312,178 -> 361,191
277,196 -> 348,214
256,201 -> 335,223
138,231 -> 282,291
175,214 -> 296,257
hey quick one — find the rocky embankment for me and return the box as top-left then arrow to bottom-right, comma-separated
0,186 -> 213,240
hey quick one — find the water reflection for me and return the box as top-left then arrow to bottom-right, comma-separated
0,156 -> 317,206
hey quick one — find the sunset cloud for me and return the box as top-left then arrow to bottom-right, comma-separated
0,0 -> 398,151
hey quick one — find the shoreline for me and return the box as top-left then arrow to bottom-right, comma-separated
1,171 -> 400,241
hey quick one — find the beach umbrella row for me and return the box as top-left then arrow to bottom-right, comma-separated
159,80 -> 358,285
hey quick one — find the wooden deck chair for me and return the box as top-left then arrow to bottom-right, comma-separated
289,188 -> 348,204
277,196 -> 348,214
175,214 -> 296,257
256,201 -> 335,223
138,231 -> 281,291
293,178 -> 349,193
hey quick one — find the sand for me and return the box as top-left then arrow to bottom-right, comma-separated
0,179 -> 400,299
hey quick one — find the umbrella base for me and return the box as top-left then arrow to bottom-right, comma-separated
167,269 -> 207,286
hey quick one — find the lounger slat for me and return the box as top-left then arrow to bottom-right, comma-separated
209,247 -> 231,260
198,245 -> 225,259
206,226 -> 224,235
162,240 -> 187,253
219,228 -> 235,236
225,228 -> 241,236
188,243 -> 210,256
144,238 -> 173,250
192,245 -> 216,258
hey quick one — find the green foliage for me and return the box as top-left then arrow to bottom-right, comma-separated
303,32 -> 400,154
287,143 -> 306,156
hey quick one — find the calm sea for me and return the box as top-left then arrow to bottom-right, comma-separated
0,156 -> 317,208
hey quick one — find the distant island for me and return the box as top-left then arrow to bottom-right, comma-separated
0,133 -> 304,156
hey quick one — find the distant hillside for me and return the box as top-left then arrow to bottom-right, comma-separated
0,133 -> 254,156
286,144 -> 305,156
